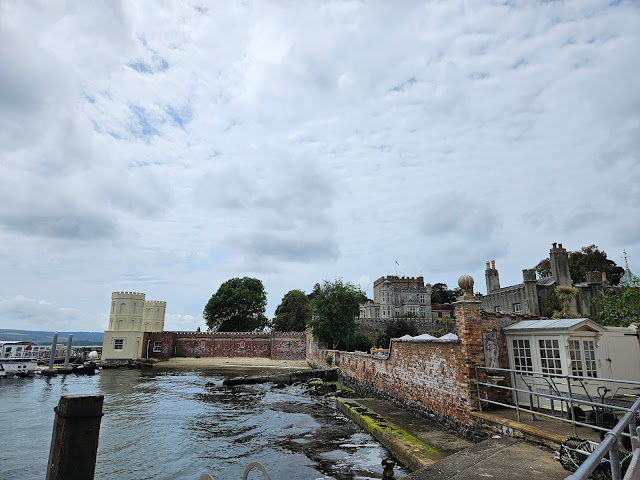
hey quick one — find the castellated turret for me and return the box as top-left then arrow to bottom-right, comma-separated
143,300 -> 167,332
108,292 -> 166,332
109,292 -> 145,331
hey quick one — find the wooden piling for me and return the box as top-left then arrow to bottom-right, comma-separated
46,394 -> 104,480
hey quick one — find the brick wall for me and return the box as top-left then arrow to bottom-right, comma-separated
306,298 -> 519,441
143,331 -> 306,360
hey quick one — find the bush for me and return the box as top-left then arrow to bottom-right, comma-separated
326,354 -> 333,366
348,333 -> 374,352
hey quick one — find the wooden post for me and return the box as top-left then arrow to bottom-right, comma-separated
46,394 -> 104,480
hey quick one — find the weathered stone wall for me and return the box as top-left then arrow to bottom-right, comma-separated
143,332 -> 306,360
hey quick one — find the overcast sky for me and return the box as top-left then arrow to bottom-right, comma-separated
1,1 -> 638,333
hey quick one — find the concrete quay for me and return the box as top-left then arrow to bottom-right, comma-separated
337,397 -> 569,480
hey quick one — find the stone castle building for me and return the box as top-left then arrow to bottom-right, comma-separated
102,291 -> 167,361
480,243 -> 609,318
360,275 -> 433,319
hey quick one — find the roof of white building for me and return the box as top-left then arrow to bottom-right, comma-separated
503,318 -> 605,333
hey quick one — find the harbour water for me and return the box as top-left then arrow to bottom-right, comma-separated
0,367 -> 407,479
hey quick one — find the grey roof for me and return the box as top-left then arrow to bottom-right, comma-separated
503,318 -> 602,331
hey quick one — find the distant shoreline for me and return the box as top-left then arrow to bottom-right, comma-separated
154,357 -> 311,369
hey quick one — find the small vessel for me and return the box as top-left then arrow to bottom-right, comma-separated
0,341 -> 39,378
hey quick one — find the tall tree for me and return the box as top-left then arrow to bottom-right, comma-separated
534,245 -> 624,284
431,283 -> 463,304
273,289 -> 311,332
593,285 -> 640,327
308,279 -> 366,349
203,277 -> 268,332
569,245 -> 624,285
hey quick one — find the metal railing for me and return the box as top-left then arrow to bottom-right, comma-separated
474,366 -> 640,479
565,403 -> 640,480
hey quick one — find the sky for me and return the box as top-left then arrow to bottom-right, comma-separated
1,0 -> 639,333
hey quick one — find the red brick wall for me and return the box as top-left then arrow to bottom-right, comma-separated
306,299 -> 508,440
336,340 -> 470,422
143,331 -> 306,360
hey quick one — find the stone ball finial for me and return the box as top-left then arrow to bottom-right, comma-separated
458,275 -> 474,296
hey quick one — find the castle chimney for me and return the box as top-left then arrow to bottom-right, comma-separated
485,261 -> 500,294
486,261 -> 490,270
550,243 -> 572,287
553,242 -> 557,248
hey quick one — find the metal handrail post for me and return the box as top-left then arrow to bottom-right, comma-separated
476,367 -> 482,412
528,385 -> 536,421
608,436 -> 622,480
511,369 -> 520,422
567,375 -> 578,437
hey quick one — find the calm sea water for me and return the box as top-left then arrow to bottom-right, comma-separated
0,367 -> 407,480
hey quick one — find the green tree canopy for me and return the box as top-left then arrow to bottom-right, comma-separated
272,289 -> 311,332
535,245 -> 624,285
431,283 -> 463,304
593,285 -> 640,327
308,279 -> 367,350
376,318 -> 418,349
203,277 -> 268,332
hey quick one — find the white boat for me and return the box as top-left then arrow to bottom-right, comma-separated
0,341 -> 39,377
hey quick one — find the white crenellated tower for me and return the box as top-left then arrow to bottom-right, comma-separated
108,292 -> 166,333
143,300 -> 166,332
103,291 -> 166,361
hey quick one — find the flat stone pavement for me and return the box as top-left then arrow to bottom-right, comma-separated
351,398 -> 569,480
405,436 -> 568,480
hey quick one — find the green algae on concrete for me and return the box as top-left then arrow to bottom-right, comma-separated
336,398 -> 445,472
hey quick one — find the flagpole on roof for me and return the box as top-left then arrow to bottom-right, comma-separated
395,260 -> 399,276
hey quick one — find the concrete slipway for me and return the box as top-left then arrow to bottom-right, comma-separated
337,398 -> 569,480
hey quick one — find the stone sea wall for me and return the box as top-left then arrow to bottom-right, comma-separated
144,331 -> 306,360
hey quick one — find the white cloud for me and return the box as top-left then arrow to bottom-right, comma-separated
1,0 -> 638,331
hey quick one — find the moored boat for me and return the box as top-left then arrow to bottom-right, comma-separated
0,341 -> 39,378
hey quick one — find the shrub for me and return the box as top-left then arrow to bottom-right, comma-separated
348,333 -> 374,352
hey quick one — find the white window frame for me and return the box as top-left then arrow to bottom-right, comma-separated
513,303 -> 521,313
568,338 -> 597,378
114,339 -> 124,351
511,338 -> 533,373
153,341 -> 162,353
538,338 -> 562,375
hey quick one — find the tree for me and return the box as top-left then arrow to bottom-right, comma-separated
376,318 -> 418,348
552,286 -> 579,318
203,277 -> 268,332
593,285 -> 640,327
540,287 -> 561,317
569,245 -> 624,285
535,258 -> 552,278
272,289 -> 311,332
534,245 -> 624,284
308,279 -> 367,349
431,283 -> 463,304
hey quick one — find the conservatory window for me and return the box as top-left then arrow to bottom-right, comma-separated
539,339 -> 562,375
568,339 -> 597,378
512,339 -> 533,373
